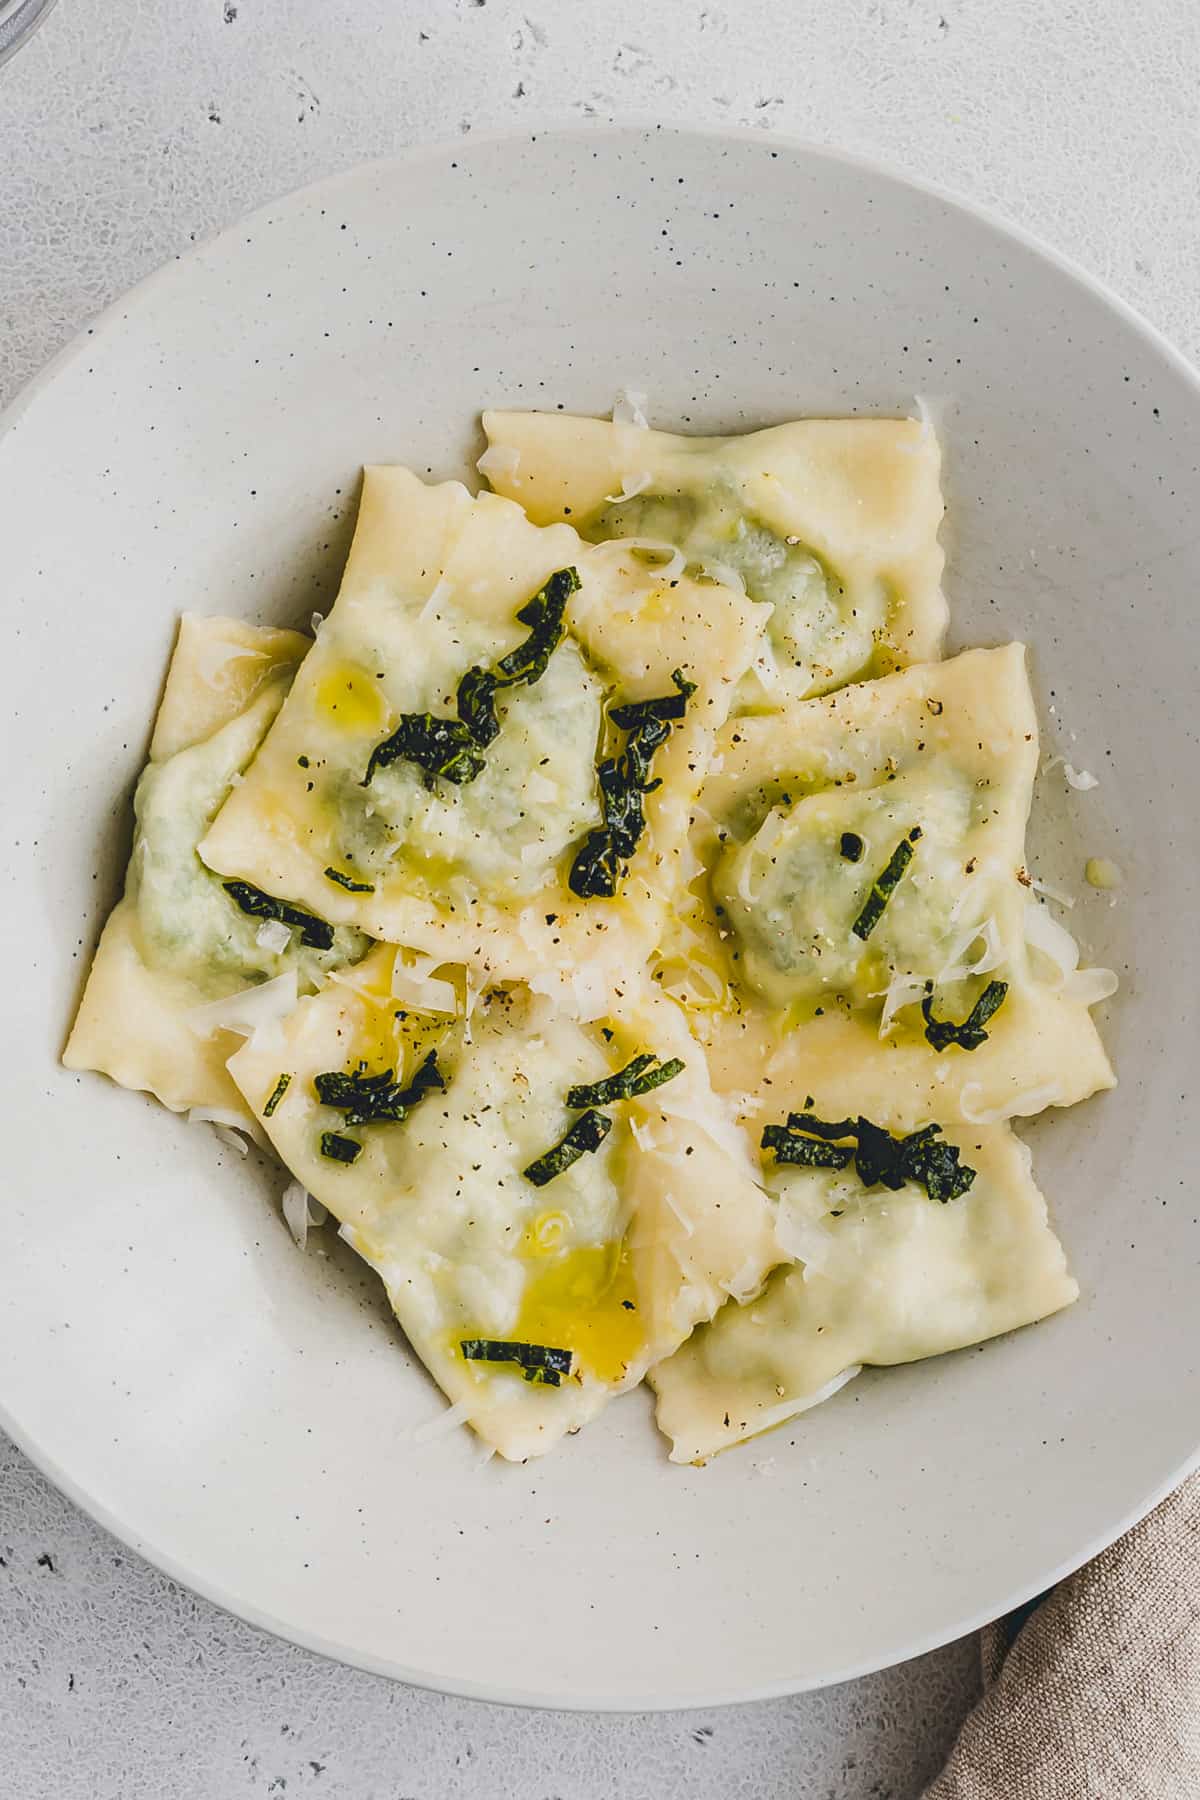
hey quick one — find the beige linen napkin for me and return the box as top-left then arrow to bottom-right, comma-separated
924,1474 -> 1200,1799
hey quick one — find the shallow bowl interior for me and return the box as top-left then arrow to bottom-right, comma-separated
1,125 -> 1197,1708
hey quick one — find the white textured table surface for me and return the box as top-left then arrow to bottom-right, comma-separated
2,2 -> 1196,1795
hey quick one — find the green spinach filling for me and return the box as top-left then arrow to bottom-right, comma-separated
586,486 -> 875,693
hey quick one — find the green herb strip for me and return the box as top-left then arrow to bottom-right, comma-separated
760,1127 -> 854,1171
522,1108 -> 612,1187
313,1050 -> 445,1127
921,979 -> 1010,1053
223,879 -> 335,951
323,866 -> 375,893
568,669 -> 697,899
781,1109 -> 859,1140
319,1131 -> 362,1165
523,1048 -> 687,1186
262,1073 -> 291,1118
460,1339 -> 573,1386
362,713 -> 488,787
850,828 -> 923,940
565,1054 -> 685,1109
762,1112 -> 976,1204
839,832 -> 865,863
362,566 -> 580,788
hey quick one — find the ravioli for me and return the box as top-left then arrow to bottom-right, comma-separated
62,407 -> 1120,1474
199,468 -> 769,998
228,946 -> 777,1460
650,1124 -> 1078,1463
659,644 -> 1115,1129
480,409 -> 946,703
149,613 -> 313,761
64,615 -> 367,1133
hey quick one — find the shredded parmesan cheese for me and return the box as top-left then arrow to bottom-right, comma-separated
612,388 -> 650,429
417,576 -> 453,623
1064,965 -> 1119,1005
660,1189 -> 696,1240
604,470 -> 653,503
630,1117 -> 663,1153
410,1397 -> 474,1444
699,560 -> 747,595
721,1256 -> 770,1304
589,537 -> 686,588
256,917 -> 293,955
1024,900 -> 1118,1006
745,1366 -> 863,1437
937,916 -> 1005,985
526,956 -> 618,1022
1023,899 -> 1081,986
188,1107 -> 251,1155
390,950 -> 457,1016
876,971 -> 928,1036
281,1179 -> 327,1249
186,970 -> 299,1043
899,393 -> 952,450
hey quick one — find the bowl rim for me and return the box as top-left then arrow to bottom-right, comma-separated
3,120 -> 1199,1711
0,0 -> 59,72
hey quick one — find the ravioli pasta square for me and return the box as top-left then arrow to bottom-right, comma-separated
199,467 -> 770,993
149,614 -> 311,762
650,1123 -> 1078,1463
227,945 -> 777,1461
64,615 -> 366,1134
480,409 -> 946,704
665,644 -> 1115,1129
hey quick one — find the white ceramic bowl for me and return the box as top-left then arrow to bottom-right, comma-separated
2,126 -> 1197,1710
0,0 -> 57,68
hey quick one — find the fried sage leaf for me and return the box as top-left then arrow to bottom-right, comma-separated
850,827 -> 923,940
223,879 -> 334,951
363,567 -> 580,788
460,1339 -> 573,1387
762,1111 -> 976,1204
568,669 -> 696,899
921,979 -> 1009,1052
522,1107 -> 613,1187
313,1049 -> 445,1127
565,1053 -> 685,1109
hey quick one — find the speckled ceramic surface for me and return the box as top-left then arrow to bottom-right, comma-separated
1,125 -> 1197,1709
